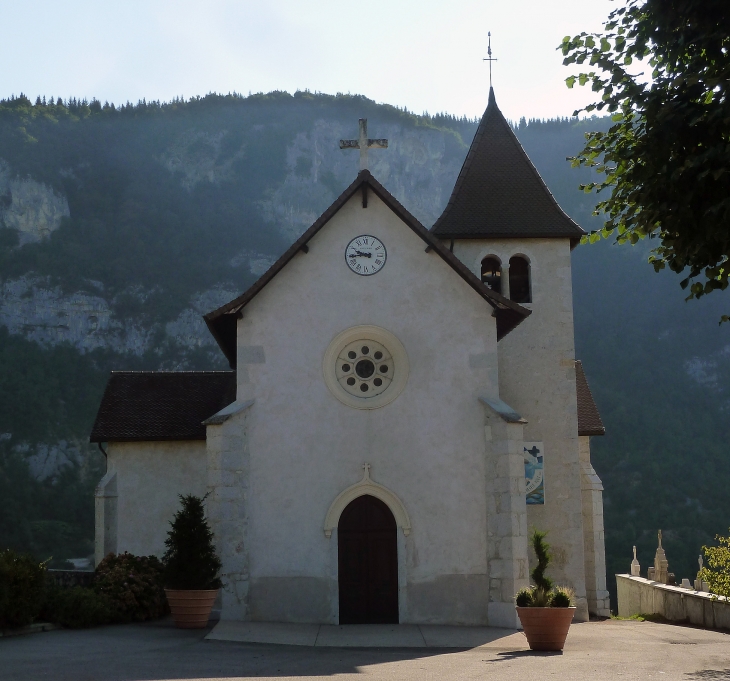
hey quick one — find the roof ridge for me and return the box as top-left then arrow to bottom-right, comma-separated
431,88 -> 584,241
204,170 -> 531,367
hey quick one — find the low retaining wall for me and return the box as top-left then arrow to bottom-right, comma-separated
47,569 -> 95,589
617,574 -> 730,631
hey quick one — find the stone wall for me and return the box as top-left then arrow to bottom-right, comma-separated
617,574 -> 730,630
580,436 -> 610,616
453,237 -> 590,622
483,404 -> 529,629
47,569 -> 95,589
205,401 -> 251,621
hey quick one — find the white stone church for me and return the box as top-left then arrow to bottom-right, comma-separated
91,88 -> 609,628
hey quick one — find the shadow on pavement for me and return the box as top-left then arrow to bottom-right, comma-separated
489,650 -> 563,661
0,619 -> 502,681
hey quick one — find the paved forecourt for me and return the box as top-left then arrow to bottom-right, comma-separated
205,620 -> 519,647
1,618 -> 729,681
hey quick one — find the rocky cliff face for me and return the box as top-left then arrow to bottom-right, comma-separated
0,116 -> 465,361
153,117 -> 464,243
0,160 -> 70,245
258,118 -> 462,241
3,113 -> 467,482
0,276 -> 241,356
160,130 -> 245,190
0,275 -> 150,354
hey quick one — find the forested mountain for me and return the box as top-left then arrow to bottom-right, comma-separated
0,91 -> 727,606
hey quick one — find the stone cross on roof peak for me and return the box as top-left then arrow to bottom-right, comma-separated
340,119 -> 388,171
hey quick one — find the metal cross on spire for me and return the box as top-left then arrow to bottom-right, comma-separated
483,31 -> 498,88
339,119 -> 388,171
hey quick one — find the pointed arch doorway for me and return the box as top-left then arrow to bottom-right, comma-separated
338,494 -> 399,624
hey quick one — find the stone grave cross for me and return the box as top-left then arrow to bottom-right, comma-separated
631,545 -> 641,577
340,119 -> 388,171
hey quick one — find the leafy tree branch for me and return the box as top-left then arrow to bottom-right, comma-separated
560,0 -> 730,318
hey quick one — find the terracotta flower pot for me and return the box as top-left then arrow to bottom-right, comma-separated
165,589 -> 219,629
516,606 -> 576,651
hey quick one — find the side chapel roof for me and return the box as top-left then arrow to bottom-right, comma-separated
204,169 -> 531,368
575,360 -> 605,436
88,363 -> 604,442
431,88 -> 584,243
89,371 -> 236,442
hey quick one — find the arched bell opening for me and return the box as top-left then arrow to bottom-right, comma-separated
481,255 -> 503,294
508,255 -> 531,303
338,494 -> 399,624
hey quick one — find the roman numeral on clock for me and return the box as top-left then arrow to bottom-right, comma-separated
345,235 -> 387,276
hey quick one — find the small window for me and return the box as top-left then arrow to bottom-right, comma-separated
481,256 -> 502,294
509,256 -> 531,303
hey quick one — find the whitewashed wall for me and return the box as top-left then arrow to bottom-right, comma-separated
231,190 -> 502,624
452,238 -> 589,622
105,440 -> 207,558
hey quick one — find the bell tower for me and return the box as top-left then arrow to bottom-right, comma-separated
431,85 -> 609,619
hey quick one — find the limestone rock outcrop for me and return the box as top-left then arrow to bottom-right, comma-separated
0,160 -> 70,245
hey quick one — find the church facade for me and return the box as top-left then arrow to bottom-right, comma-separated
91,89 -> 609,628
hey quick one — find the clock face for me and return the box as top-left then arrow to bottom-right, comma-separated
345,235 -> 386,276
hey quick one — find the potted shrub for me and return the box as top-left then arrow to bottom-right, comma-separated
515,530 -> 576,651
162,494 -> 222,629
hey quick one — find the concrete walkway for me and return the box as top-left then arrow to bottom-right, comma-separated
206,620 -> 517,647
1,617 -> 729,680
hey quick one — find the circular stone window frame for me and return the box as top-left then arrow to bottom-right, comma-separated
323,325 -> 409,410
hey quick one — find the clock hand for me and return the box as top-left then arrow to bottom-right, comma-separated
350,250 -> 372,258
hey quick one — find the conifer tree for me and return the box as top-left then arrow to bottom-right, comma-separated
530,530 -> 554,598
162,495 -> 222,590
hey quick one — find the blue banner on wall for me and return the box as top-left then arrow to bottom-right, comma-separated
524,441 -> 544,505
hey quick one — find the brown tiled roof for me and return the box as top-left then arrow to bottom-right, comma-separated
431,88 -> 584,242
205,169 -> 531,367
89,371 -> 236,442
575,361 -> 605,436
89,366 -> 604,442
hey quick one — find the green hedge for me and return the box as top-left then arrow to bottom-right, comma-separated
93,552 -> 168,622
0,549 -> 47,628
42,585 -> 113,629
0,549 -> 168,630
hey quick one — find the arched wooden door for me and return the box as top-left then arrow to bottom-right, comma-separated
338,494 -> 398,624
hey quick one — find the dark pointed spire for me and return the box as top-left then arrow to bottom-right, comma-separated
432,89 -> 584,241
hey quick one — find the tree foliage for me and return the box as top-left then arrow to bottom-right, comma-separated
699,531 -> 730,597
0,549 -> 47,628
531,529 -> 554,595
515,530 -> 574,608
162,495 -> 221,590
560,0 -> 730,317
94,552 -> 168,621
42,585 -> 113,629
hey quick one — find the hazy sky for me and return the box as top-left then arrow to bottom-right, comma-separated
0,0 -> 615,121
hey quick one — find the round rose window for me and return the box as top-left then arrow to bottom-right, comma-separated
336,340 -> 393,397
324,326 -> 409,410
